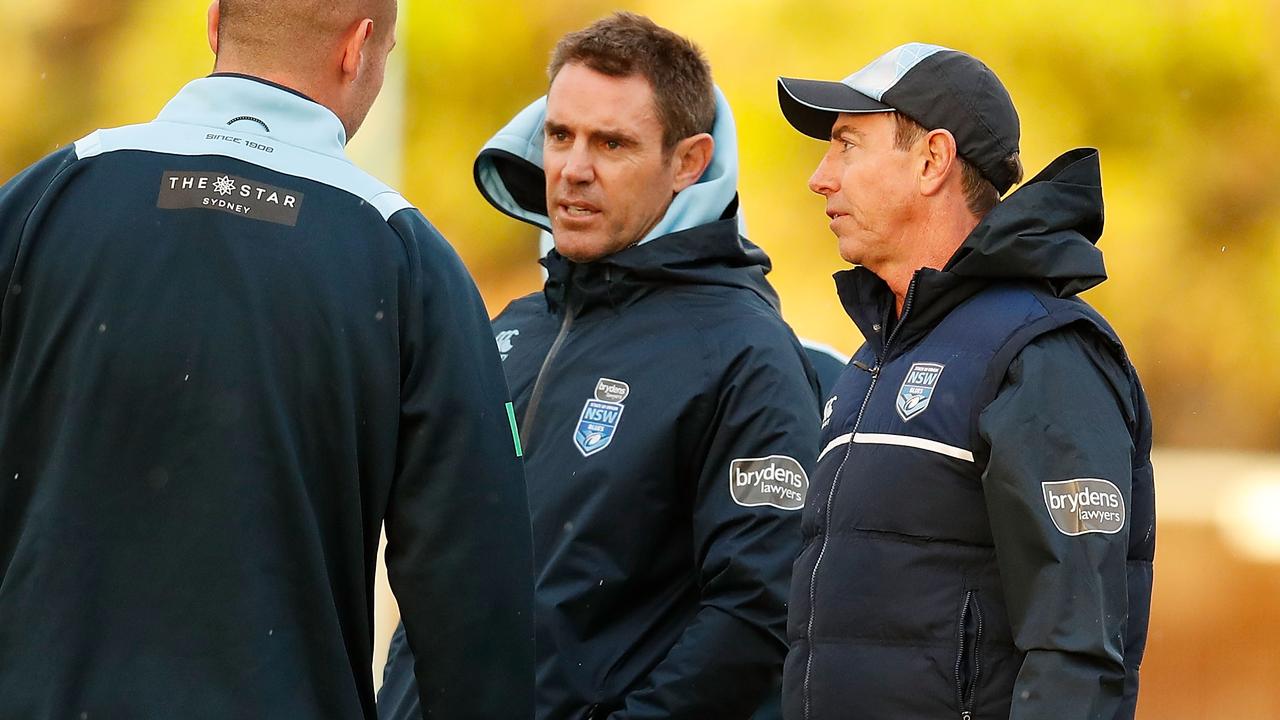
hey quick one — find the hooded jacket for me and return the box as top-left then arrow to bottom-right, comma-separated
0,75 -> 533,720
380,91 -> 820,720
782,149 -> 1154,720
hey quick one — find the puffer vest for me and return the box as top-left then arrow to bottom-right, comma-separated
783,281 -> 1154,720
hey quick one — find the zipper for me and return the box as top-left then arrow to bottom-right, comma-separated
519,296 -> 579,448
955,589 -> 984,720
802,275 -> 919,720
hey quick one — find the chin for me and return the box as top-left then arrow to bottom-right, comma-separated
552,231 -> 608,263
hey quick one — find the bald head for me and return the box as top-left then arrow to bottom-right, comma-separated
215,0 -> 395,73
208,0 -> 398,140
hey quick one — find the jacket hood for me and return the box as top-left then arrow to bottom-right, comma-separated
944,147 -> 1106,296
539,217 -> 779,314
473,87 -> 745,243
837,148 -> 1108,350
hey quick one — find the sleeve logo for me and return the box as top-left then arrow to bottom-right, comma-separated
1042,478 -> 1126,536
729,455 -> 808,511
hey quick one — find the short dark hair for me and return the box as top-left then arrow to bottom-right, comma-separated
548,12 -> 715,149
892,113 -> 1023,216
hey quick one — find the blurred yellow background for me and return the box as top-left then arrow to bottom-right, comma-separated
1,1 -> 1276,717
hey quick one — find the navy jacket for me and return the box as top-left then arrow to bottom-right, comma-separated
0,75 -> 533,720
383,219 -> 820,720
382,85 -> 819,720
784,149 -> 1154,720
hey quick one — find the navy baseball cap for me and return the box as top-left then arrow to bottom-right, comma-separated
778,43 -> 1021,194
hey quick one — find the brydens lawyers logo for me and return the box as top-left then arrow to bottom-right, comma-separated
573,378 -> 629,457
1042,478 -> 1126,536
897,362 -> 944,422
157,171 -> 303,226
730,455 -> 808,511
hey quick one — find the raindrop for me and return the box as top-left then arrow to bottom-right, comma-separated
97,323 -> 107,333
268,628 -> 274,636
184,374 -> 190,382
375,310 -> 385,321
11,284 -> 19,295
1220,246 -> 1226,252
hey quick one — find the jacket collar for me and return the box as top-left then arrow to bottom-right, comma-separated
541,217 -> 778,316
156,74 -> 349,159
835,148 -> 1107,359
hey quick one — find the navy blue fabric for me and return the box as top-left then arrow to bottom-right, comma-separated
0,80 -> 533,720
784,149 -> 1154,720
381,219 -> 821,720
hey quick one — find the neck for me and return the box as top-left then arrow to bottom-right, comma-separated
879,205 -> 981,317
212,59 -> 338,118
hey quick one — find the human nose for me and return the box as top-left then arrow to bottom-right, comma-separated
808,151 -> 838,196
561,141 -> 595,185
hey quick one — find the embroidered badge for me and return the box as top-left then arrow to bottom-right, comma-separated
896,362 -> 944,422
573,378 -> 629,457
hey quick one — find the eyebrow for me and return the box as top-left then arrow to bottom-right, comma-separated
544,120 -> 643,147
831,124 -> 864,142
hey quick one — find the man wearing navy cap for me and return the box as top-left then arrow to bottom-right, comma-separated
776,44 -> 1155,719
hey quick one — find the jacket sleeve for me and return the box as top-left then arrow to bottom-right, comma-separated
977,326 -> 1135,720
381,210 -> 535,720
612,333 -> 820,720
0,147 -> 78,322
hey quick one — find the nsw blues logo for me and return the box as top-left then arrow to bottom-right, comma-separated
573,378 -> 629,457
896,362 -> 944,422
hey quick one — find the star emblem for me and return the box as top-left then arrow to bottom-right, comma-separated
213,176 -> 236,196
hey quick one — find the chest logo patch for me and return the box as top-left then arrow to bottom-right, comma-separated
573,378 -> 629,457
729,455 -> 808,511
1042,478 -> 1126,536
896,362 -> 944,422
822,396 -> 837,429
495,329 -> 519,361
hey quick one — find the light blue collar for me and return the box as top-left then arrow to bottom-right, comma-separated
155,75 -> 349,159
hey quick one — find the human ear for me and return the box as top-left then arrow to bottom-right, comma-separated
207,1 -> 220,57
919,128 -> 959,197
671,133 -> 714,194
340,18 -> 375,82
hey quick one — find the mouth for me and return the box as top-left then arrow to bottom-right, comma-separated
826,209 -> 847,221
557,200 -> 601,219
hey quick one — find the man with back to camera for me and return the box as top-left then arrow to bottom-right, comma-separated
775,44 -> 1155,719
379,12 -> 820,720
0,1 -> 534,717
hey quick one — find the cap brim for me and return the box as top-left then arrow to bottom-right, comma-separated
777,77 -> 894,140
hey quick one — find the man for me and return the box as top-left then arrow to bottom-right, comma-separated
776,44 -> 1155,719
0,2 -> 533,718
381,13 -> 819,720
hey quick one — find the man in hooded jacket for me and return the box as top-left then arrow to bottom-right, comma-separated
379,13 -> 819,720
775,45 -> 1155,719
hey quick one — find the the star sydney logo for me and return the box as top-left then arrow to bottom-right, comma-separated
157,171 -> 304,227
896,362 -> 944,422
573,378 -> 629,457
